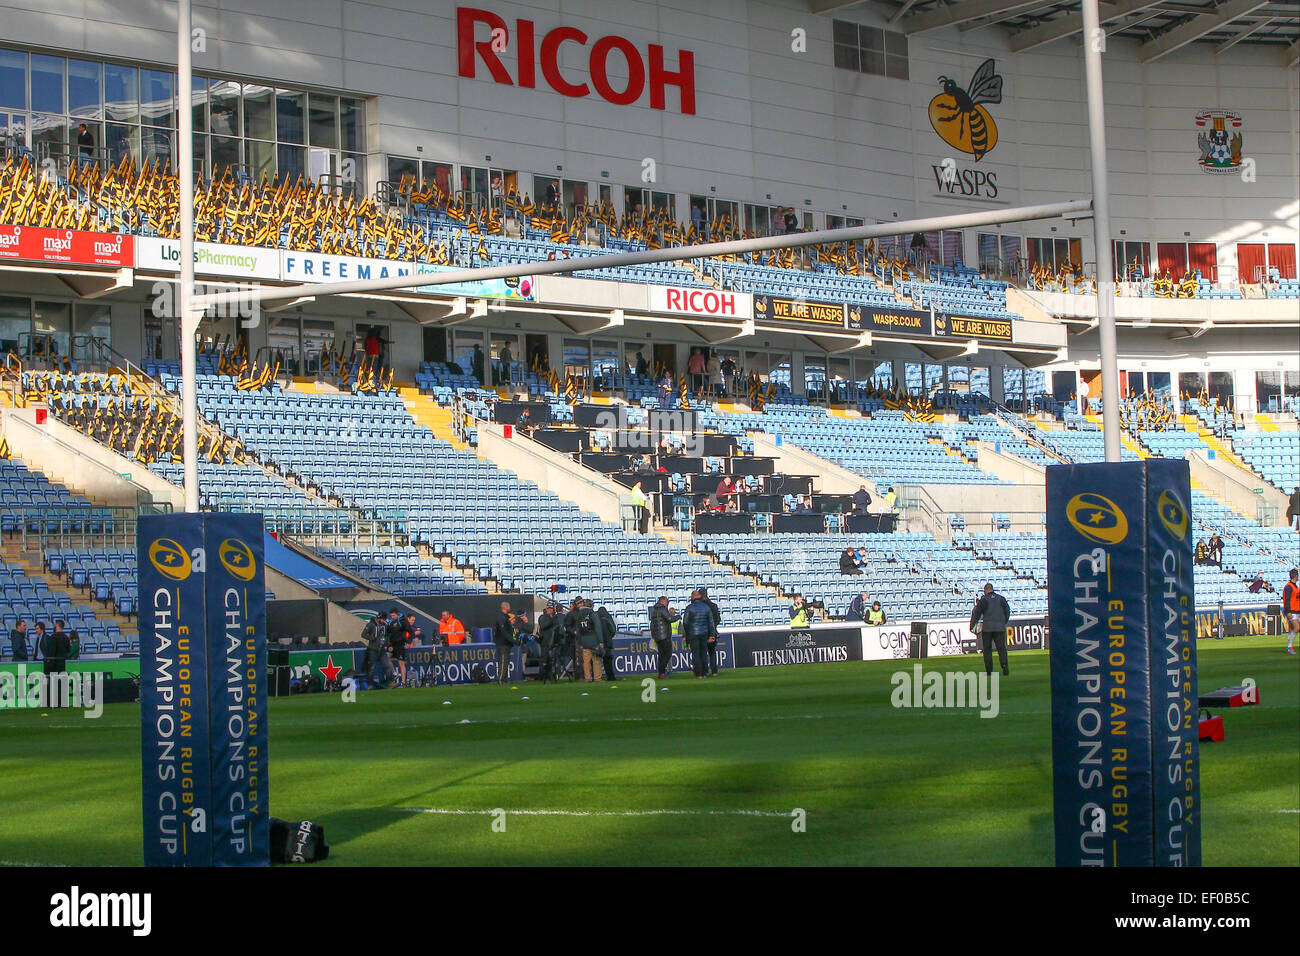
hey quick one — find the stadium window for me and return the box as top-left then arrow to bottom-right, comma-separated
68,59 -> 102,119
33,300 -> 71,360
1156,242 -> 1188,276
106,123 -> 139,167
0,296 -> 30,355
188,76 -> 206,136
1266,243 -> 1296,279
209,79 -> 241,138
210,135 -> 240,176
565,179 -> 591,219
105,64 -> 139,126
423,161 -> 452,195
831,19 -> 907,80
0,49 -> 26,111
239,83 -> 272,141
453,330 -> 485,376
245,139 -> 274,182
1236,243 -> 1266,284
267,316 -> 301,373
1114,240 -> 1150,280
340,97 -> 364,152
1148,371 -> 1171,400
141,126 -> 173,167
1207,371 -> 1233,405
387,155 -> 417,187
1178,371 -> 1205,397
1187,242 -> 1216,281
277,143 -> 306,183
191,132 -> 207,178
30,113 -> 66,163
276,90 -> 304,144
828,357 -> 850,404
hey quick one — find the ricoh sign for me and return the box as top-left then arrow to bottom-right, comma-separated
648,285 -> 752,319
457,7 -> 696,114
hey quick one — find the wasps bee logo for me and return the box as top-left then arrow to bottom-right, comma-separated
929,58 -> 1003,162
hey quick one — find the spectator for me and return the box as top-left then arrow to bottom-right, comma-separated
8,618 -> 28,662
438,610 -> 466,645
856,547 -> 870,569
866,601 -> 886,625
1194,539 -> 1209,566
720,354 -> 737,396
970,583 -> 1011,677
597,604 -> 618,681
1247,572 -> 1273,595
1288,487 -> 1300,531
628,481 -> 650,533
707,351 -> 722,397
389,613 -> 417,686
658,371 -> 675,409
848,592 -> 870,621
76,123 -> 95,160
363,326 -> 388,367
1208,533 -> 1224,567
635,350 -> 648,377
497,342 -> 513,385
536,604 -> 561,683
840,548 -> 862,575
471,344 -> 485,385
853,486 -> 872,513
716,475 -> 736,510
546,179 -> 559,206
794,495 -> 813,515
492,601 -> 519,685
784,208 -> 799,233
682,590 -> 716,679
882,487 -> 898,513
688,348 -> 707,394
32,622 -> 47,661
691,203 -> 703,231
648,596 -> 679,680
699,587 -> 722,676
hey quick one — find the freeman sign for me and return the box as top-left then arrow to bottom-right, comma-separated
457,7 -> 696,113
934,314 -> 1013,342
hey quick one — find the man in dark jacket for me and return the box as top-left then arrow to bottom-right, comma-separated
970,583 -> 1011,677
572,600 -> 602,681
492,601 -> 519,685
840,548 -> 862,575
596,604 -> 618,681
536,604 -> 560,683
852,486 -> 872,513
40,621 -> 70,679
389,613 -> 417,686
361,613 -> 392,687
648,597 -> 679,679
682,590 -> 716,679
848,592 -> 870,621
1288,486 -> 1300,530
699,587 -> 722,676
9,618 -> 28,662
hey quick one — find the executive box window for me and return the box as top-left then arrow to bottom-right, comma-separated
832,20 -> 908,81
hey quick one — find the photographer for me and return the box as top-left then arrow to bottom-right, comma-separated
572,599 -> 603,682
789,594 -> 818,628
648,597 -> 679,680
597,604 -> 619,681
360,613 -> 392,688
389,612 -> 417,687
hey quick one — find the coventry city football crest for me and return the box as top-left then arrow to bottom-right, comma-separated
1195,110 -> 1242,174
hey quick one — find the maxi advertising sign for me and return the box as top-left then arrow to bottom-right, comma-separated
138,513 -> 268,868
1045,461 -> 1200,867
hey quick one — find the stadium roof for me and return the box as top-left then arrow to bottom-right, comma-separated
813,1 -> 1300,64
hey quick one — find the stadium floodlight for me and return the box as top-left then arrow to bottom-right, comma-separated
1082,0 -> 1121,462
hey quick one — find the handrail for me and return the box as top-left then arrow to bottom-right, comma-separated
2,411 -> 170,512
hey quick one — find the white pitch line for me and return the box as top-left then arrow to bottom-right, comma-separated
397,807 -> 797,818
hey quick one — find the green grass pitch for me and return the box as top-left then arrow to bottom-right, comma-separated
1,636 -> 1295,866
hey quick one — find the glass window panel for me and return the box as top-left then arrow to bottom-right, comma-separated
209,80 -> 241,137
862,50 -> 885,76
68,59 -> 102,119
74,303 -> 111,358
140,68 -> 174,128
30,113 -> 67,162
832,20 -> 858,45
885,30 -> 909,56
833,45 -> 859,72
104,64 -> 138,124
31,54 -> 64,115
278,143 -> 306,183
192,132 -> 208,178
243,84 -> 274,141
885,55 -> 908,82
340,97 -> 363,151
342,152 -> 364,198
0,295 -> 31,355
106,123 -> 139,166
387,155 -> 418,186
210,135 -> 240,176
0,49 -> 26,110
245,139 -> 274,183
141,127 -> 173,168
276,89 -> 304,143
859,26 -> 884,50
34,300 -> 71,360
188,76 -> 206,132
308,93 -> 338,148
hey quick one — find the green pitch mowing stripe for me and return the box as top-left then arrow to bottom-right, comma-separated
0,637 -> 1294,866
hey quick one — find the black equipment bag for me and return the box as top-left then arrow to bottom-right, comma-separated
270,818 -> 330,863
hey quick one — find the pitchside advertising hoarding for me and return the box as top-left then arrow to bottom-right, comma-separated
138,513 -> 268,868
1045,460 -> 1200,867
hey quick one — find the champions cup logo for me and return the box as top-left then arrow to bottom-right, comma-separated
1066,493 -> 1129,545
1156,489 -> 1189,541
148,538 -> 192,581
217,538 -> 256,582
929,58 -> 1003,162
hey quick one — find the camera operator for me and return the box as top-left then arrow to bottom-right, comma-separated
361,612 -> 393,688
492,601 -> 520,685
789,594 -> 819,628
389,612 -> 417,687
572,599 -> 603,682
648,597 -> 679,680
